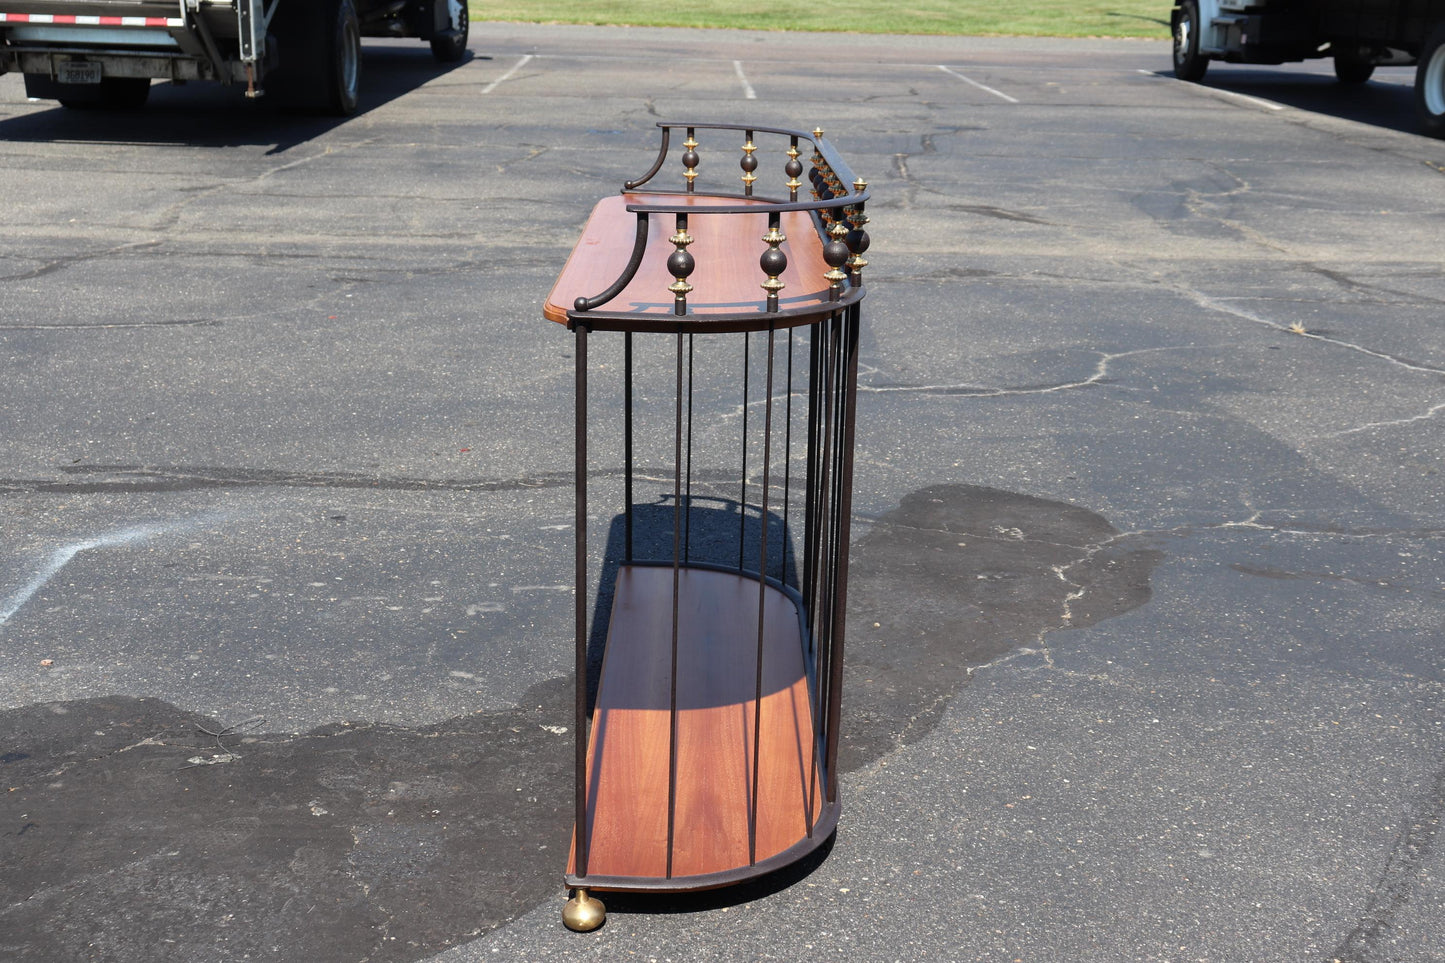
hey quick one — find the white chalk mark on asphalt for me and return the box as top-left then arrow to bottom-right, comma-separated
482,53 -> 534,95
938,65 -> 1019,103
1,518 -> 213,626
733,60 -> 757,100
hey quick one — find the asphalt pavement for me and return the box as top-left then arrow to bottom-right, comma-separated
2,24 -> 1443,963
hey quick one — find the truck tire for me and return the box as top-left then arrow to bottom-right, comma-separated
429,0 -> 468,63
1333,54 -> 1375,84
1172,0 -> 1208,82
1417,23 -> 1445,138
324,0 -> 362,115
269,0 -> 360,115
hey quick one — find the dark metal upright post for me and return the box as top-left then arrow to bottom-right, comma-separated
666,330 -> 685,879
801,326 -> 821,631
685,334 -> 695,561
823,306 -> 860,803
739,331 -> 750,569
572,323 -> 590,881
750,326 -> 776,864
624,332 -> 633,562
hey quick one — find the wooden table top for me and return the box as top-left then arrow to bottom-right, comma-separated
543,193 -> 839,327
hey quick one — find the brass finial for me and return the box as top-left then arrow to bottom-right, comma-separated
810,139 -> 828,201
854,176 -> 868,194
846,209 -> 870,284
823,220 -> 849,298
740,136 -> 758,194
682,133 -> 700,190
785,143 -> 803,200
760,218 -> 788,311
668,217 -> 695,315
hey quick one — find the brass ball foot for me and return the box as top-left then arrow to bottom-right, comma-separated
562,888 -> 606,932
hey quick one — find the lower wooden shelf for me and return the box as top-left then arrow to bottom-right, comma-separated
567,564 -> 837,892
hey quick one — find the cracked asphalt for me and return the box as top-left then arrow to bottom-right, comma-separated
2,24 -> 1443,963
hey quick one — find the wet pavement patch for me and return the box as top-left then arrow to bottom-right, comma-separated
1,484 -> 1160,956
1,683 -> 573,962
840,484 -> 1162,772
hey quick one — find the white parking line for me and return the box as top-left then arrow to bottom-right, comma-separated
1139,69 -> 1285,110
733,60 -> 757,100
1197,86 -> 1286,111
482,53 -> 534,95
938,64 -> 1018,103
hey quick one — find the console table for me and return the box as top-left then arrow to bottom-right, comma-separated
542,122 -> 870,931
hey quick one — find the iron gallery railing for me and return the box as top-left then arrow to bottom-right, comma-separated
557,122 -> 870,913
573,122 -> 870,325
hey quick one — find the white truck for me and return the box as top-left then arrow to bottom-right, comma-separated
1171,0 -> 1445,137
0,0 -> 468,113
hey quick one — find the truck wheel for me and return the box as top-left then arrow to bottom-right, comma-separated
430,0 -> 468,63
1172,0 -> 1208,82
1417,24 -> 1445,138
58,77 -> 150,110
1334,54 -> 1375,84
325,0 -> 362,115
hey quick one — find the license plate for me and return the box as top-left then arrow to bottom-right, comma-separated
58,61 -> 102,85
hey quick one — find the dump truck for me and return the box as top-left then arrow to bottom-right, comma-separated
1171,0 -> 1445,137
0,0 -> 468,113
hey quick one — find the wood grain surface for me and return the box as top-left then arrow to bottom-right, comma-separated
568,565 -> 822,883
543,194 -> 835,324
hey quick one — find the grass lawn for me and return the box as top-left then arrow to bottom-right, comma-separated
472,0 -> 1176,38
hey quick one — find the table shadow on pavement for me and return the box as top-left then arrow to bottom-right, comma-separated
0,484 -> 1160,956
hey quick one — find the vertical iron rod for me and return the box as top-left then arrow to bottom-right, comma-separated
819,319 -> 837,617
821,313 -> 846,794
814,316 -> 838,775
823,316 -> 843,785
666,330 -> 685,878
801,326 -> 820,623
739,331 -> 750,570
572,324 -> 590,881
782,331 -> 794,586
799,325 -> 822,833
624,331 -> 633,563
685,333 -> 695,562
749,326 -> 776,865
824,307 -> 860,803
